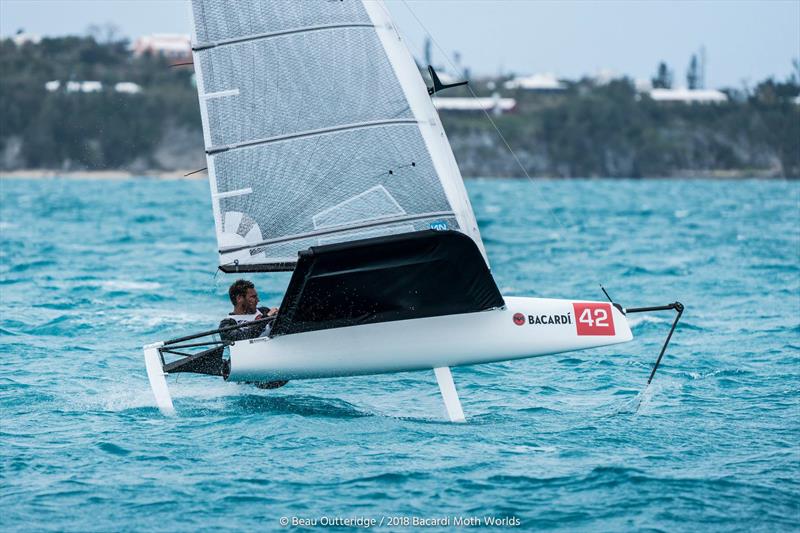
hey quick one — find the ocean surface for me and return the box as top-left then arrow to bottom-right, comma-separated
1,177 -> 798,532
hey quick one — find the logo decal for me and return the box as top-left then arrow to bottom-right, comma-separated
573,302 -> 616,336
514,313 -> 573,326
429,220 -> 448,231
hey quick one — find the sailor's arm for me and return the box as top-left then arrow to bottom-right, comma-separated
218,318 -> 256,343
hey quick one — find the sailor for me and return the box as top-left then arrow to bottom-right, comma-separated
219,279 -> 277,339
220,279 -> 287,389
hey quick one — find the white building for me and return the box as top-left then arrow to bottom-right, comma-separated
433,95 -> 516,114
132,33 -> 191,60
11,32 -> 41,46
648,88 -> 728,104
46,80 -> 143,95
635,79 -> 654,92
504,73 -> 565,91
592,69 -> 621,86
114,82 -> 142,94
80,81 -> 103,93
62,81 -> 103,93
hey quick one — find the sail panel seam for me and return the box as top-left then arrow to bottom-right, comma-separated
206,119 -> 419,155
220,211 -> 455,255
194,23 -> 375,51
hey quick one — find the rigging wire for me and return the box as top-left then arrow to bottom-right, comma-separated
397,0 -> 609,291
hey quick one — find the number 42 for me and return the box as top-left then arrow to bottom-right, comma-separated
579,307 -> 608,327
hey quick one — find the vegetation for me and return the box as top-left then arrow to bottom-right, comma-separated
443,76 -> 800,177
1,36 -> 798,177
652,62 -> 673,90
0,36 -> 199,171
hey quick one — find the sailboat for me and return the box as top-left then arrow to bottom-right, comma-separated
144,0 -> 683,421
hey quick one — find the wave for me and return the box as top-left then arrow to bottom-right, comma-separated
518,405 -> 561,415
96,441 -> 132,456
484,465 -> 765,494
226,394 -> 371,419
9,259 -> 57,273
99,280 -> 162,291
621,264 -> 690,276
750,262 -> 799,272
627,315 -> 669,327
340,472 -> 427,485
117,308 -> 217,330
681,368 -> 755,380
25,315 -> 95,337
628,314 -> 704,331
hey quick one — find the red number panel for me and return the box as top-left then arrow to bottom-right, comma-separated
573,302 -> 616,336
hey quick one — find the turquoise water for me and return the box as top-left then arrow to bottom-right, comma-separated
1,178 -> 798,531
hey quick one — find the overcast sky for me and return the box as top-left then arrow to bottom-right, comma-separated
1,0 -> 798,88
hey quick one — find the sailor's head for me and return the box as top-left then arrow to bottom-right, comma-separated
229,279 -> 259,313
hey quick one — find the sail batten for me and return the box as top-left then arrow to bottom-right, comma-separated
193,23 -> 376,51
220,210 -> 457,256
192,0 -> 373,44
206,119 -> 420,155
190,0 -> 486,270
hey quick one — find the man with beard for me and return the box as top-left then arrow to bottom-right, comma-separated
219,279 -> 287,389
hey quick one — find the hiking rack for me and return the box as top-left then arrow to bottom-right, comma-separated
157,316 -> 277,377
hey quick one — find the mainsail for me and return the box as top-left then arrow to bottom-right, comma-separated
189,0 -> 485,271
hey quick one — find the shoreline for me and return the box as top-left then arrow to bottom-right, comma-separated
0,169 -> 793,180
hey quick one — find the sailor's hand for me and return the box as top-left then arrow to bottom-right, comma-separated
267,307 -> 278,317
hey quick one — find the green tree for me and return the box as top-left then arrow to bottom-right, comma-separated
652,62 -> 673,89
687,54 -> 699,90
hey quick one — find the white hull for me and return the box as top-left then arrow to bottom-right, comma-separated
227,297 -> 632,382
